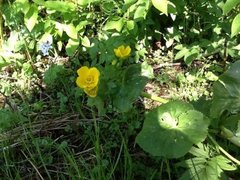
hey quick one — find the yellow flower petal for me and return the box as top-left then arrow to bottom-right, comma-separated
84,86 -> 98,97
89,67 -> 100,79
89,67 -> 100,87
114,48 -> 121,58
76,76 -> 86,89
77,66 -> 89,76
76,66 -> 90,89
114,45 -> 131,59
76,66 -> 100,91
125,46 -> 131,56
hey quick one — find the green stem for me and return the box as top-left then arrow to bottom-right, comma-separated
208,134 -> 240,166
220,126 -> 240,147
165,159 -> 172,180
141,92 -> 169,104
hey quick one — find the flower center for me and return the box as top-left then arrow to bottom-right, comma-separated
86,75 -> 94,84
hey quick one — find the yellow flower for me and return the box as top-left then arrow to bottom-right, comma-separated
76,66 -> 100,97
84,86 -> 98,97
114,45 -> 131,59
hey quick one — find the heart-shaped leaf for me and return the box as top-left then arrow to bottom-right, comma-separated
113,64 -> 148,112
211,60 -> 240,118
136,101 -> 209,158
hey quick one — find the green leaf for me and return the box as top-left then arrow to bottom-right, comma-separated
191,97 -> 212,118
124,0 -> 137,5
134,4 -> 148,20
66,39 -> 79,56
179,155 -> 236,180
15,0 -> 30,14
76,0 -> 89,6
77,0 -> 101,6
152,0 -> 176,15
189,144 -> 209,158
0,56 -> 10,70
32,0 -> 45,5
215,155 -> 237,171
136,101 -> 209,158
141,61 -> 154,79
81,36 -> 91,47
24,5 -> 38,32
126,20 -> 138,35
152,0 -> 168,15
22,62 -> 33,76
55,22 -> 64,37
87,97 -> 106,115
211,60 -> 240,118
184,48 -> 199,65
103,18 -> 124,32
221,114 -> 240,147
57,41 -> 63,51
126,20 -> 134,30
44,1 -> 76,12
174,47 -> 188,60
64,24 -> 78,39
231,13 -> 240,38
222,0 -> 240,15
113,64 -> 148,112
39,33 -> 53,44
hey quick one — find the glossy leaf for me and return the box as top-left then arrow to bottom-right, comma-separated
152,0 -> 168,15
222,0 -> 240,14
211,60 -> 240,118
113,65 -> 148,112
81,36 -> 91,47
103,18 -> 124,32
136,101 -> 209,158
152,0 -> 176,15
231,13 -> 240,38
134,4 -> 148,20
64,24 -> 78,39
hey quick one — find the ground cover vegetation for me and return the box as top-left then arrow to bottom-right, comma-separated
0,0 -> 240,179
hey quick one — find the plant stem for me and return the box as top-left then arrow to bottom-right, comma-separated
208,134 -> 240,166
220,126 -> 240,147
223,37 -> 228,70
141,92 -> 169,104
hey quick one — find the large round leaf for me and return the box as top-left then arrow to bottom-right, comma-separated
136,101 -> 209,158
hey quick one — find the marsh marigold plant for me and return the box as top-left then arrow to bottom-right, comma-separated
114,45 -> 131,59
76,66 -> 100,97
